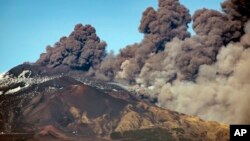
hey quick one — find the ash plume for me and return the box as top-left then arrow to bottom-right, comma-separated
139,0 -> 191,43
33,0 -> 250,124
192,8 -> 242,45
158,36 -> 250,124
222,0 -> 250,22
175,0 -> 250,80
176,6 -> 244,80
90,0 -> 250,124
135,21 -> 250,124
91,0 -> 191,83
138,0 -> 250,123
137,0 -> 191,54
37,24 -> 107,70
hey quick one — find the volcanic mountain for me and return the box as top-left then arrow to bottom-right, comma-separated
3,0 -> 248,139
0,64 -> 229,141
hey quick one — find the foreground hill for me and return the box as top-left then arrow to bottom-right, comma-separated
0,64 -> 229,141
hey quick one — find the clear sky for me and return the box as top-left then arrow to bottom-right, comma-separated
0,0 -> 223,72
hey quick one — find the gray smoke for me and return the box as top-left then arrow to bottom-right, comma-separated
222,0 -> 250,23
157,27 -> 250,124
91,0 -> 191,83
35,0 -> 250,124
37,24 -> 107,70
92,0 -> 250,124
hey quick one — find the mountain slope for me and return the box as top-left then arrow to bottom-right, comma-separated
0,67 -> 229,141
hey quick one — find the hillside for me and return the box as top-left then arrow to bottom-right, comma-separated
0,66 -> 229,141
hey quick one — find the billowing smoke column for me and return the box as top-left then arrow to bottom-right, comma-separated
175,0 -> 250,80
157,26 -> 250,124
37,24 -> 107,70
222,0 -> 250,22
35,0 -> 250,124
176,6 -> 244,80
91,0 -> 250,124
91,0 -> 191,82
139,0 -> 191,47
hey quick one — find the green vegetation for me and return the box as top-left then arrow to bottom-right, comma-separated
110,128 -> 175,141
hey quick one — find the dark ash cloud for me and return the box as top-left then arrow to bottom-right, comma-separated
37,24 -> 107,71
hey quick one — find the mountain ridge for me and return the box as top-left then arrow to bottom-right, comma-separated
0,66 -> 229,141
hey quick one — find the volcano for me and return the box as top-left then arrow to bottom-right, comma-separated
3,0 -> 249,140
0,64 -> 229,141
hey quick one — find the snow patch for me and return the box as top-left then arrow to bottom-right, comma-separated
0,72 -> 10,81
18,70 -> 31,78
0,74 -> 56,95
5,87 -> 22,94
5,84 -> 30,94
0,72 -> 6,80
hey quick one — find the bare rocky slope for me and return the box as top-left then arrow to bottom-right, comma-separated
0,64 -> 229,141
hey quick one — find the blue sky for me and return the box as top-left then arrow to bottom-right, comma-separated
0,0 -> 223,72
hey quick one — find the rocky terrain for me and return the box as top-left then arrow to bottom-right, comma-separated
0,64 -> 229,141
2,0 -> 248,140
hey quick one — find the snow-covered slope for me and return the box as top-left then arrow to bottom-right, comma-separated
0,70 -> 56,95
0,72 -> 6,80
